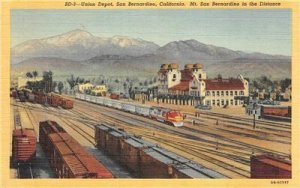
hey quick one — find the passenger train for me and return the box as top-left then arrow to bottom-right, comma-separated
75,93 -> 184,127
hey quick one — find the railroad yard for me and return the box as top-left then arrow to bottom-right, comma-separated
10,94 -> 291,179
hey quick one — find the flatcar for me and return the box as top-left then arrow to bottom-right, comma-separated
39,120 -> 113,178
75,93 -> 184,127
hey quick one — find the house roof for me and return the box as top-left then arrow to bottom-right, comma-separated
169,70 -> 194,92
204,79 -> 244,90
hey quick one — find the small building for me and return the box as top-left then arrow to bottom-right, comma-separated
17,76 -> 43,89
78,83 -> 94,93
92,85 -> 107,96
283,85 -> 291,101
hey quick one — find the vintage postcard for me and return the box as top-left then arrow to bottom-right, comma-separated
1,0 -> 299,187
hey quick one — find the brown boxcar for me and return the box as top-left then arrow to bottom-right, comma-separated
250,155 -> 291,179
110,93 -> 120,100
28,93 -> 35,103
34,93 -> 47,104
11,90 -> 18,98
48,133 -> 113,178
39,121 -> 113,178
95,124 -> 125,162
61,99 -> 74,109
95,124 -> 226,179
47,94 -> 62,107
261,106 -> 291,117
12,128 -> 36,162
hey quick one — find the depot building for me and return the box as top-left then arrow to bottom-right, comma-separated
157,63 -> 249,107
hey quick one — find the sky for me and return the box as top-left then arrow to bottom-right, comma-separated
11,9 -> 291,55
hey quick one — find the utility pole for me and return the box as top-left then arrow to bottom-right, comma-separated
253,103 -> 256,129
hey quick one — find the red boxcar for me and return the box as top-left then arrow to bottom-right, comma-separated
39,120 -> 113,178
261,106 -> 291,117
34,93 -> 47,104
110,93 -> 120,100
11,90 -> 18,98
250,155 -> 291,179
48,94 -> 63,107
61,99 -> 74,109
12,128 -> 36,162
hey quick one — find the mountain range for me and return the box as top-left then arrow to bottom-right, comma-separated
11,29 -> 291,79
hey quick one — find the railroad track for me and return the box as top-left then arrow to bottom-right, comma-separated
17,163 -> 33,179
184,116 -> 290,145
12,99 -> 291,179
71,105 -> 254,178
193,111 -> 291,131
59,118 -> 96,146
73,101 -> 290,158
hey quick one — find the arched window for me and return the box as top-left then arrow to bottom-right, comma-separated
173,74 -> 176,79
206,91 -> 210,96
240,91 -> 244,95
199,74 -> 202,79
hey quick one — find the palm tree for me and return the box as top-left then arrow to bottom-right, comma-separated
32,71 -> 38,80
58,82 -> 64,94
26,72 -> 33,79
42,71 -> 53,93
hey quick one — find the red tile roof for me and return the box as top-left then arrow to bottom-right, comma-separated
169,81 -> 190,91
204,79 -> 244,90
168,70 -> 194,91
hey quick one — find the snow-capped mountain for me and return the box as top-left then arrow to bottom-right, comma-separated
11,30 -> 291,79
11,29 -> 160,64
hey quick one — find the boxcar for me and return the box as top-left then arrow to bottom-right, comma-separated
11,90 -> 18,98
39,121 -> 113,178
34,93 -> 47,104
250,155 -> 291,179
28,93 -> 35,103
119,136 -> 155,176
261,105 -> 291,117
61,99 -> 74,109
110,93 -> 120,100
95,124 -> 226,179
48,94 -> 63,107
95,124 -> 126,162
12,128 -> 36,162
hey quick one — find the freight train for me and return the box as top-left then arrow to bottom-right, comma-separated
39,120 -> 113,178
11,89 -> 74,109
95,123 -> 226,178
75,93 -> 184,127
